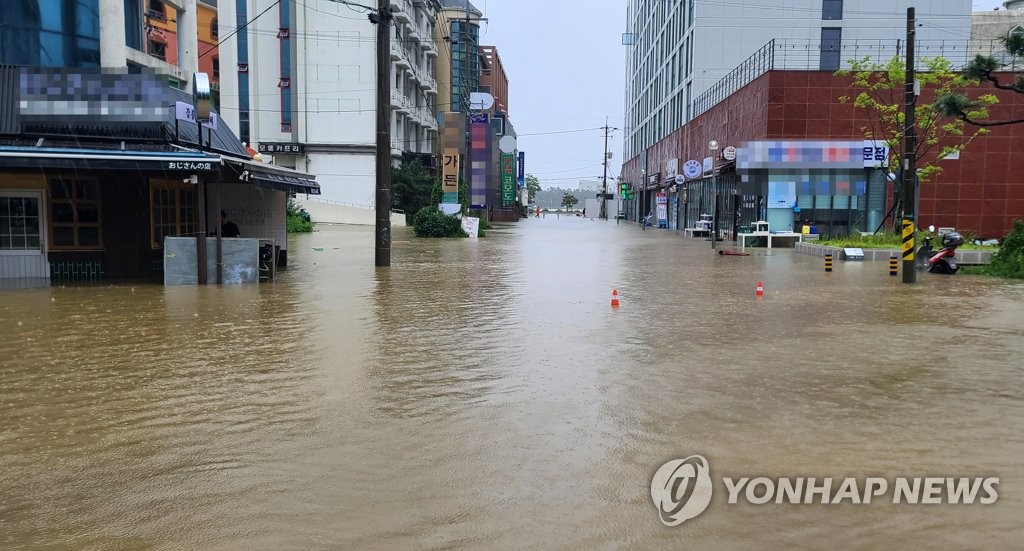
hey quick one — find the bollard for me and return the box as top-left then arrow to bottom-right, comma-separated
610,289 -> 620,308
824,253 -> 833,272
755,281 -> 764,297
889,255 -> 899,276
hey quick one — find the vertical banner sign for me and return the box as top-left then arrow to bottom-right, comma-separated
656,192 -> 668,227
470,113 -> 489,209
442,148 -> 460,202
501,153 -> 516,206
517,151 -> 525,188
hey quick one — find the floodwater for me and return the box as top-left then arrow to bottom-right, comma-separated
2,218 -> 1022,549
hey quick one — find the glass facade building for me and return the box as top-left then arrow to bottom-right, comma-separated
0,0 -> 101,67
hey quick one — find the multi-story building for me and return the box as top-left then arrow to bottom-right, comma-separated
0,0 -> 215,85
479,45 -> 509,116
617,0 -> 1024,239
622,0 -> 972,163
436,0 -> 482,117
971,3 -> 1024,60
217,0 -> 440,206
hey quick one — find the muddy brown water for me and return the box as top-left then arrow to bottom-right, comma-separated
2,219 -> 1022,549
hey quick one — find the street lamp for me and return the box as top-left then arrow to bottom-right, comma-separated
708,140 -> 719,250
640,167 -> 647,230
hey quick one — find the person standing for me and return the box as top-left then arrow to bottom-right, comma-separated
221,210 -> 241,237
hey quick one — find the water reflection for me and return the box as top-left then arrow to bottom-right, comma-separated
1,220 -> 1022,548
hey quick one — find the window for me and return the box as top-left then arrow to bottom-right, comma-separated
212,56 -> 219,78
210,17 -> 218,39
49,177 -> 101,250
0,195 -> 42,251
148,37 -> 166,60
822,0 -> 842,21
820,27 -> 842,71
150,180 -> 196,249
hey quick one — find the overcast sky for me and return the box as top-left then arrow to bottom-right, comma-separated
479,0 -> 1008,190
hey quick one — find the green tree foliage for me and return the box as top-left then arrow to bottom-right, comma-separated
838,55 -> 995,184
935,34 -> 1024,127
561,192 -> 579,210
525,173 -> 541,203
410,207 -> 467,238
392,159 -> 438,219
286,198 -> 313,233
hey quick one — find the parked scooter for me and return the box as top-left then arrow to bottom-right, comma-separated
917,226 -> 963,274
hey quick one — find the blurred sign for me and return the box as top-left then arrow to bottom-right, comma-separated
518,151 -> 525,188
723,146 -> 737,161
683,160 -> 702,179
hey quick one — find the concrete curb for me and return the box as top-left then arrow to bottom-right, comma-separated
795,242 -> 994,265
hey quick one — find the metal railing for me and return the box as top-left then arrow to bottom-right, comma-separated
691,38 -> 1023,120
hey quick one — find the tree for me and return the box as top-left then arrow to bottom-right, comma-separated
525,173 -> 541,203
936,34 -> 1024,127
391,158 -> 437,218
561,192 -> 579,210
837,55 -> 996,185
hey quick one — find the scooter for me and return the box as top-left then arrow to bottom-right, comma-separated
917,228 -> 963,274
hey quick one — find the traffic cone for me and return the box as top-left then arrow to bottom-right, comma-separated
611,289 -> 620,308
755,281 -> 764,297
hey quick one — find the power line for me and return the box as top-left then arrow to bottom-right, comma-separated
200,0 -> 281,60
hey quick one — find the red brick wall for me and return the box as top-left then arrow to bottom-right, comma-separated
623,70 -> 1024,237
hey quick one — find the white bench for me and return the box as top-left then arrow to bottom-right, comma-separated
738,232 -> 804,250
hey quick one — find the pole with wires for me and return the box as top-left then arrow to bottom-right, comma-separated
374,0 -> 392,267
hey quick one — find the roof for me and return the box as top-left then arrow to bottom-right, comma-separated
438,0 -> 482,16
0,65 -> 249,158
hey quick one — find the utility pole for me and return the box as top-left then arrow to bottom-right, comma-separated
600,117 -> 616,221
463,0 -> 472,214
374,0 -> 392,267
902,7 -> 917,283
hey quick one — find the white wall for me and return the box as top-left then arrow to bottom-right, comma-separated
306,152 -> 377,206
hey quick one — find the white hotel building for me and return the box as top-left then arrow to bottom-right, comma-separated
622,0 -> 973,163
218,0 -> 440,205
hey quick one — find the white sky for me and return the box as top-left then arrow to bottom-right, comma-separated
478,0 -> 1009,189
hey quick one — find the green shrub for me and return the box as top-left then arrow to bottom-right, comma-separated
979,220 -> 1024,279
411,207 -> 467,238
286,198 -> 314,233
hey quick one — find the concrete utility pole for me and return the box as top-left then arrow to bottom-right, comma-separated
375,0 -> 392,267
463,0 -> 472,214
902,7 -> 917,283
600,117 -> 617,221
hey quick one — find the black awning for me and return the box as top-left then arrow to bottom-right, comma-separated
0,146 -> 220,172
223,156 -> 320,195
251,170 -> 321,195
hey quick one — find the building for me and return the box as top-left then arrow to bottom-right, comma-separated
971,4 -> 1024,61
0,66 -> 318,285
618,0 -> 1024,239
0,0 -> 217,86
622,0 -> 972,164
217,0 -> 440,207
436,0 -> 483,117
618,40 -> 1024,239
479,46 -> 509,116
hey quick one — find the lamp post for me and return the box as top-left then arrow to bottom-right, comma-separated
640,167 -> 646,230
708,140 -> 719,249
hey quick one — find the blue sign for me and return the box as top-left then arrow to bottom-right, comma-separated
683,160 -> 702,179
518,151 -> 525,188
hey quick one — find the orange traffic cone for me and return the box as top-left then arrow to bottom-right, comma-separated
611,289 -> 620,308
755,281 -> 764,297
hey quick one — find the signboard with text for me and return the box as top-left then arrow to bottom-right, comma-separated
442,148 -> 460,196
518,151 -> 525,188
258,142 -> 305,155
501,152 -> 516,207
656,192 -> 668,227
175,101 -> 218,130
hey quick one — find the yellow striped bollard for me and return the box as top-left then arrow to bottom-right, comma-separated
825,253 -> 833,272
889,255 -> 898,276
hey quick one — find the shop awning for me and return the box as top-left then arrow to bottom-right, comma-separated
0,146 -> 221,172
223,157 -> 320,195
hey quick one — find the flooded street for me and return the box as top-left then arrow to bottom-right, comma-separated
2,219 -> 1023,549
